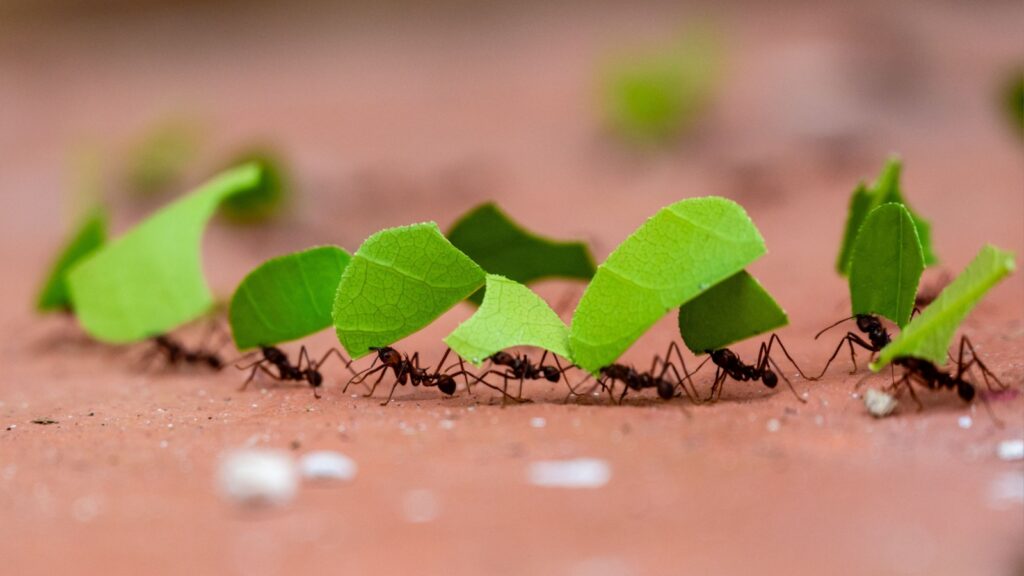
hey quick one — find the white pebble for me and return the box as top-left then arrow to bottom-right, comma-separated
957,416 -> 973,429
528,458 -> 611,489
766,418 -> 781,432
864,389 -> 898,418
997,440 -> 1024,461
218,450 -> 297,506
438,419 -> 455,430
299,451 -> 358,482
530,417 -> 547,429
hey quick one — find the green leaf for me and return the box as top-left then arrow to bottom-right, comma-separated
1004,70 -> 1024,138
677,271 -> 788,354
848,204 -> 925,328
126,120 -> 201,196
444,275 -> 571,366
332,222 -> 485,359
67,164 -> 262,343
446,202 -> 596,304
229,246 -> 351,350
36,207 -> 108,312
873,245 -> 1015,370
220,149 -> 289,223
569,196 -> 766,373
836,158 -> 937,275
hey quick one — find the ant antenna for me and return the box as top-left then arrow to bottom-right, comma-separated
814,315 -> 857,340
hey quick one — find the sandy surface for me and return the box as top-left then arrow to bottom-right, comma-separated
1,2 -> 1023,575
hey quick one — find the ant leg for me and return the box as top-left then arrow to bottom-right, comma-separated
467,371 -> 525,404
316,348 -> 357,376
658,361 -> 699,405
814,315 -> 857,340
899,375 -> 923,412
345,357 -> 382,390
381,381 -> 401,406
707,367 -> 726,403
764,334 -> 814,381
956,336 -> 1006,392
240,363 -> 278,392
767,356 -> 807,403
662,342 -> 703,404
296,346 -> 312,370
365,367 -> 390,398
813,333 -> 873,379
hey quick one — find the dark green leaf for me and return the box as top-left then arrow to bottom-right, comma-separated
220,149 -> 289,223
677,271 -> 788,354
849,204 -> 925,328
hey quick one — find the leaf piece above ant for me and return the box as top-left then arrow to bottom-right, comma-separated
848,203 -> 925,328
872,244 -> 1015,370
332,222 -> 485,359
37,206 -> 107,313
444,275 -> 571,366
447,202 -> 596,305
229,246 -> 351,350
677,271 -> 788,354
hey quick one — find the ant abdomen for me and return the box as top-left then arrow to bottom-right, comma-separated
657,378 -> 675,400
957,381 -> 975,402
762,370 -> 778,389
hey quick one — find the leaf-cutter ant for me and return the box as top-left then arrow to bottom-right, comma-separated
578,343 -> 701,405
142,322 -> 229,371
812,314 -> 892,378
477,350 -> 575,405
688,334 -> 811,403
237,346 -> 354,399
345,347 -> 508,406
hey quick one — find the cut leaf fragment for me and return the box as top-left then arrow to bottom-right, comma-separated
569,196 -> 766,373
36,207 -> 108,312
677,271 -> 788,354
848,203 -> 925,328
444,275 -> 571,366
447,202 -> 596,304
220,149 -> 289,223
836,157 -> 937,275
230,246 -> 351,350
873,245 -> 1015,370
332,222 -> 485,359
67,164 -> 261,343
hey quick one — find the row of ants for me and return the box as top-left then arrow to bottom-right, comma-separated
142,306 -> 1007,416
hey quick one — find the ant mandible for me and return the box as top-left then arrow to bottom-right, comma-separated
689,334 -> 810,403
237,345 -> 354,399
812,314 -> 892,378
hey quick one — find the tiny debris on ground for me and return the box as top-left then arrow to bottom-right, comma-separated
218,450 -> 297,506
864,389 -> 898,418
958,416 -> 973,429
299,451 -> 358,482
530,417 -> 547,429
527,458 -> 611,489
996,440 -> 1024,461
31,419 -> 58,425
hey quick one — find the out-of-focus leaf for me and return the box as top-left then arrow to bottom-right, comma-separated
444,275 -> 571,366
220,149 -> 290,223
67,164 -> 261,343
126,121 -> 201,196
332,222 -> 485,359
569,197 -> 765,373
447,202 -> 595,304
849,204 -> 925,328
229,246 -> 351,350
873,245 -> 1015,370
36,207 -> 108,312
677,271 -> 788,354
1005,70 -> 1024,138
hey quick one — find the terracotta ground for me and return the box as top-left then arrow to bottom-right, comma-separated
1,2 -> 1022,575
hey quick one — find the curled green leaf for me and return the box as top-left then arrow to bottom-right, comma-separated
447,202 -> 596,304
444,275 -> 571,366
36,207 -> 107,312
836,158 -> 937,275
677,271 -> 787,354
220,149 -> 289,223
873,245 -> 1015,370
67,164 -> 261,343
569,196 -> 766,373
229,246 -> 351,350
332,222 -> 485,359
849,204 -> 925,328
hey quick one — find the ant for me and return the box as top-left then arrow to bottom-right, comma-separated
141,322 -> 229,371
237,345 -> 354,399
581,343 -> 700,405
812,314 -> 892,378
478,350 -> 574,405
875,336 -> 1007,423
688,334 -> 811,403
346,347 -> 511,406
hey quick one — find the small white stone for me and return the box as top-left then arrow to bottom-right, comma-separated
997,440 -> 1024,461
957,416 -> 973,429
218,450 -> 297,506
530,417 -> 547,429
528,458 -> 611,489
299,451 -> 358,482
766,418 -> 781,432
864,389 -> 898,418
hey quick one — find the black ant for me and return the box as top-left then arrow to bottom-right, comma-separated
478,350 -> 574,405
875,336 -> 1007,423
812,314 -> 892,378
688,334 -> 811,403
237,346 -> 353,399
141,322 -> 229,371
581,343 -> 700,405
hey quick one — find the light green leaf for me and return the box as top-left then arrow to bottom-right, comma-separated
849,204 -> 925,328
229,246 -> 351,350
444,275 -> 571,366
873,245 -> 1015,370
36,207 -> 108,312
836,158 -> 937,275
332,222 -> 485,359
569,197 -> 766,373
126,120 -> 201,196
447,202 -> 596,304
677,271 -> 788,354
67,164 -> 261,343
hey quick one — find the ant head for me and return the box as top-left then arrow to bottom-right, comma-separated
542,366 -> 561,382
436,375 -> 457,396
262,346 -> 287,363
491,351 -> 514,365
306,370 -> 323,387
856,315 -> 881,333
371,346 -> 402,365
762,370 -> 778,389
656,379 -> 675,400
956,380 -> 975,402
